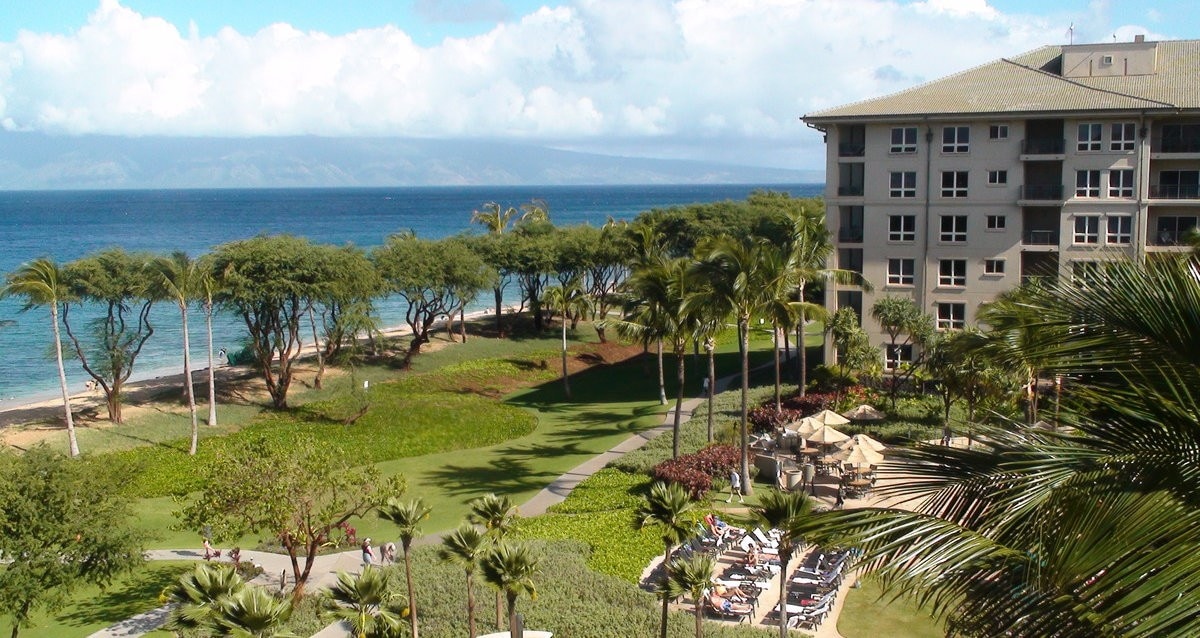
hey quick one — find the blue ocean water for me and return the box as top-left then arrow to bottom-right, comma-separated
0,184 -> 821,407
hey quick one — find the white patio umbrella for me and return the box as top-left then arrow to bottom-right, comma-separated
808,409 -> 850,426
805,424 -> 850,446
837,433 -> 887,453
841,404 -> 886,422
838,444 -> 884,469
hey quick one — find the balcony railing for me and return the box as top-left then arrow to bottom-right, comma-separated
1154,137 -> 1200,153
837,185 -> 864,197
838,227 -> 864,243
1149,184 -> 1200,199
838,143 -> 865,157
1023,230 -> 1060,245
1021,138 -> 1066,155
1019,184 -> 1065,201
1151,229 -> 1198,246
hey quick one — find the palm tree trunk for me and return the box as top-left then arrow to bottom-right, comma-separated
673,344 -> 685,459
707,347 -> 715,443
773,321 -> 782,413
693,596 -> 703,638
496,591 -> 503,630
50,303 -> 79,457
181,305 -> 198,456
309,309 -> 325,390
404,548 -> 419,638
739,317 -> 751,495
777,549 -> 791,638
460,307 -> 467,343
494,286 -> 504,336
465,574 -> 476,638
206,305 -> 217,426
656,339 -> 667,405
798,304 -> 808,396
561,312 -> 571,399
506,593 -> 518,636
659,544 -> 671,638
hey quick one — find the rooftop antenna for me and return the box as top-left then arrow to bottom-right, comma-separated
1067,22 -> 1074,45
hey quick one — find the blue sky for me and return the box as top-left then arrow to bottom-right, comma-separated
1,0 -> 1198,171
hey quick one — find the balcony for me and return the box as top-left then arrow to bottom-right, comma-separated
838,226 -> 864,243
1020,138 -> 1066,155
837,185 -> 864,197
838,143 -> 865,157
1019,184 -> 1065,201
1149,184 -> 1200,199
1023,230 -> 1060,245
1154,137 -> 1200,153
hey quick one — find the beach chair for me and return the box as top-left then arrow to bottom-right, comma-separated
706,595 -> 753,623
787,596 -> 834,629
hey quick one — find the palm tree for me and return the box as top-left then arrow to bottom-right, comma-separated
438,524 -> 488,638
215,586 -> 297,637
471,202 -> 519,334
322,569 -> 406,638
540,276 -> 592,399
377,498 -> 432,638
974,285 -> 1064,424
518,198 -> 550,224
636,481 -> 699,638
154,251 -> 202,455
2,258 -> 79,456
479,542 -> 540,634
198,264 -> 220,426
744,489 -> 810,638
791,256 -> 1200,636
467,493 -> 518,628
162,562 -> 246,633
663,553 -> 718,638
611,228 -> 674,406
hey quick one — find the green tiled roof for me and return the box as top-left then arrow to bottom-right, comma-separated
804,40 -> 1200,122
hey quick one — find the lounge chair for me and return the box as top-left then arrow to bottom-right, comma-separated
706,594 -> 753,623
787,597 -> 834,630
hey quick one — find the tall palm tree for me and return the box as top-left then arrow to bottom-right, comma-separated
743,489 -> 810,638
197,264 -> 220,427
162,562 -> 246,633
321,569 -> 406,638
154,251 -> 202,455
468,493 -> 518,628
377,498 -> 432,638
690,235 -> 779,494
792,256 -> 1200,636
663,553 -> 718,638
438,523 -> 488,638
518,198 -> 550,224
215,586 -> 297,638
636,481 -> 699,638
2,258 -> 79,456
479,542 -> 540,634
540,276 -> 592,399
471,202 -> 518,334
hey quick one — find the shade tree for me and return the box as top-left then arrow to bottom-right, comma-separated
870,296 -> 934,410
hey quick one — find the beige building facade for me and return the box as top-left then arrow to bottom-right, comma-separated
803,37 -> 1200,368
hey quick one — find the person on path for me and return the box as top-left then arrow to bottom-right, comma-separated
727,467 -> 743,503
202,538 -> 220,561
382,541 -> 396,565
361,538 -> 374,567
835,485 -> 846,509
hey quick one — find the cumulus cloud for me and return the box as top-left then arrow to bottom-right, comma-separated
0,0 -> 1144,167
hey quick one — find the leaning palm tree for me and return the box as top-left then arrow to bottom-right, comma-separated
791,256 -> 1200,636
321,569 -> 406,638
636,481 -> 699,638
162,562 -> 246,633
663,553 -> 718,638
479,542 -> 540,634
215,586 -> 297,638
467,493 -> 518,629
377,498 -> 432,638
438,523 -> 488,638
743,489 -> 810,638
154,251 -> 202,454
2,258 -> 79,456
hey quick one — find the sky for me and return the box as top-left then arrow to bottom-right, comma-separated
0,0 -> 1197,172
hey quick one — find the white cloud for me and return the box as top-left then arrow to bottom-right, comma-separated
0,0 -> 1101,167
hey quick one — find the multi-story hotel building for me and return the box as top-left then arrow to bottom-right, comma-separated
803,37 -> 1200,368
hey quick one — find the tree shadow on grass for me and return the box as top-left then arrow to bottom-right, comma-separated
422,456 -> 559,499
55,563 -> 184,629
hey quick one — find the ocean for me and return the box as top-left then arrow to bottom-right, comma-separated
0,183 -> 822,407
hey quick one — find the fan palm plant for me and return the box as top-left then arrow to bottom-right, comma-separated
479,542 -> 540,635
467,493 -> 518,628
742,489 -> 810,638
216,586 -> 297,638
377,498 -> 432,638
438,523 -> 488,638
321,569 -> 406,638
636,481 -> 700,638
662,553 -> 718,638
162,562 -> 246,632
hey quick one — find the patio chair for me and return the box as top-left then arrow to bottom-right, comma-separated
787,596 -> 834,630
706,593 -> 753,623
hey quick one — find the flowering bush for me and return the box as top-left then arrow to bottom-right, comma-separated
651,444 -> 740,498
747,392 -> 839,432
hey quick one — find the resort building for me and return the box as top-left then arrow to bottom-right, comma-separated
803,36 -> 1200,368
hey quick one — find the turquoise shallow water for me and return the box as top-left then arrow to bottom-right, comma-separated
0,183 -> 820,406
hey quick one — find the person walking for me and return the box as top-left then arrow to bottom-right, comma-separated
727,468 -> 743,503
361,538 -> 374,567
835,485 -> 846,509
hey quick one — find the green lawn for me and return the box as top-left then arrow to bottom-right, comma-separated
838,577 -> 944,638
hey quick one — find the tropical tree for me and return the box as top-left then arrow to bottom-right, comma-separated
154,251 -> 203,454
479,542 -> 540,634
1,258 -> 79,456
540,276 -> 592,399
196,260 -> 220,427
61,248 -> 160,423
162,563 -> 246,633
377,498 -> 432,638
792,256 -> 1200,637
468,203 -> 520,335
663,553 -> 718,638
828,307 -> 875,407
612,227 -> 673,406
215,586 -> 297,638
467,493 -> 518,628
743,489 -> 811,637
871,296 -> 934,410
322,569 -> 407,638
636,481 -> 699,638
438,524 -> 487,638
973,286 -> 1065,424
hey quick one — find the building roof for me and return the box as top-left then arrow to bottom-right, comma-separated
803,39 -> 1200,123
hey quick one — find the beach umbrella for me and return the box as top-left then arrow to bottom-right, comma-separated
841,404 -> 886,422
784,417 -> 820,437
838,444 -> 884,469
805,424 -> 850,446
837,433 -> 887,453
808,409 -> 850,426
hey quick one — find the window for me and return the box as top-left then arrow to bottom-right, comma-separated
936,303 -> 966,330
1076,170 -> 1101,197
888,215 -> 916,242
884,344 -> 913,370
890,127 -> 917,153
1109,169 -> 1134,198
938,259 -> 966,287
1073,216 -> 1100,244
940,215 -> 967,242
987,170 -> 1008,185
986,214 -> 1007,230
1155,216 -> 1200,245
989,124 -> 1009,140
887,258 -> 915,285
941,171 -> 968,198
1073,261 -> 1104,285
1078,123 -> 1102,151
984,259 -> 1006,275
1111,123 -> 1136,151
1106,215 -> 1131,245
942,126 -> 969,153
890,171 -> 917,198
